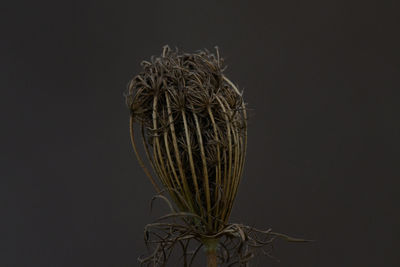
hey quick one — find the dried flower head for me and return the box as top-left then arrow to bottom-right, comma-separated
126,45 -> 247,232
125,46 -> 308,266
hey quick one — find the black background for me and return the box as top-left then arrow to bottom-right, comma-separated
2,0 -> 400,266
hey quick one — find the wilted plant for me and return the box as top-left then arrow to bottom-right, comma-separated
125,46 -> 308,266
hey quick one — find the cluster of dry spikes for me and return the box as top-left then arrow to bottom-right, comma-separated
125,46 -> 307,266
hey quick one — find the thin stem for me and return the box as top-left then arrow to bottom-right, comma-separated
204,238 -> 219,267
207,250 -> 217,267
129,117 -> 160,192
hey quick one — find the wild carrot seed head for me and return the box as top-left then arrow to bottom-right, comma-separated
126,45 -> 247,232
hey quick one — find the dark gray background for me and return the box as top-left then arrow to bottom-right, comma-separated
2,0 -> 399,266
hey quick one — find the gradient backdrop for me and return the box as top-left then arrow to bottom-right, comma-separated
2,0 -> 399,266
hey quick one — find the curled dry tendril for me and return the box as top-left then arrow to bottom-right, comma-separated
139,192 -> 310,266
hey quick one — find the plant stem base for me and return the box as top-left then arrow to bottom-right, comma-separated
204,238 -> 218,267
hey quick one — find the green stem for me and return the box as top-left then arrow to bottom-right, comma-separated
204,238 -> 218,267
